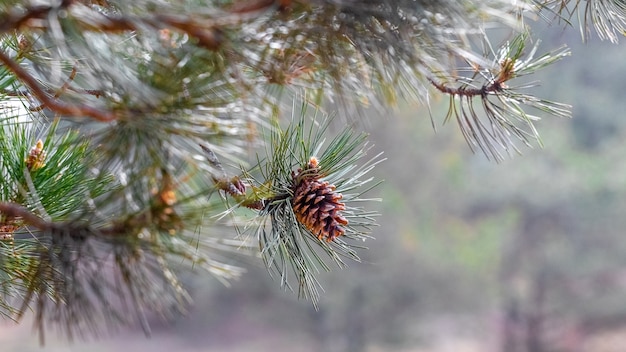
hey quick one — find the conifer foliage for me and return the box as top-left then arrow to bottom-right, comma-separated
0,0 -> 624,340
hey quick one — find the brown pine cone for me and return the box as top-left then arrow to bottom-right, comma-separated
292,163 -> 348,242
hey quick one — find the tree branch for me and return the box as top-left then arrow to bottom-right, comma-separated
0,202 -> 50,231
0,0 -> 76,31
428,77 -> 505,98
0,50 -> 116,122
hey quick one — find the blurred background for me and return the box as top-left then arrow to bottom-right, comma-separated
3,19 -> 626,352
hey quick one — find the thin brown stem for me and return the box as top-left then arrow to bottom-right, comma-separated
228,0 -> 276,14
1,1 -> 249,51
428,77 -> 504,97
0,50 -> 116,122
0,202 -> 50,231
0,6 -> 57,32
0,201 -> 169,238
0,0 -> 76,32
29,65 -> 78,111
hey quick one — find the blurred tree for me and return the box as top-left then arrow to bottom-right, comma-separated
0,0 -> 623,343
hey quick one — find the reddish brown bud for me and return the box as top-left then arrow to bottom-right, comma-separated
25,139 -> 46,171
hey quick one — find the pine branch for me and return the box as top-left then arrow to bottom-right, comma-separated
1,0 -> 613,339
204,105 -> 382,307
535,0 -> 626,42
0,1 -> 74,32
428,34 -> 572,161
0,50 -> 116,121
0,113 -> 249,339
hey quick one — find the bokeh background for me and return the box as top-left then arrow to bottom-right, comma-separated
4,19 -> 626,352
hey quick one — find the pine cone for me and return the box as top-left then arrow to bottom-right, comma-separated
292,160 -> 348,242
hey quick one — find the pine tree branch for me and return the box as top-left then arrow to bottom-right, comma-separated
426,34 -> 571,161
0,0 -> 75,32
535,0 -> 626,42
0,196 -> 177,240
0,201 -> 127,237
0,3 -> 231,50
428,77 -> 507,98
228,0 -> 277,14
0,50 -> 116,121
0,202 -> 50,231
0,0 -> 590,336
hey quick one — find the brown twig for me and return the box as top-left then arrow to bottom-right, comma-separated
1,1 -> 243,51
0,202 -> 51,231
0,5 -> 57,32
428,58 -> 515,97
0,1 -> 250,57
69,12 -> 226,51
0,0 -> 76,32
0,50 -> 116,122
0,200 -> 174,239
228,0 -> 276,14
428,77 -> 505,97
30,66 -> 78,111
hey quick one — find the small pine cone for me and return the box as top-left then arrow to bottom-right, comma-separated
292,177 -> 348,242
